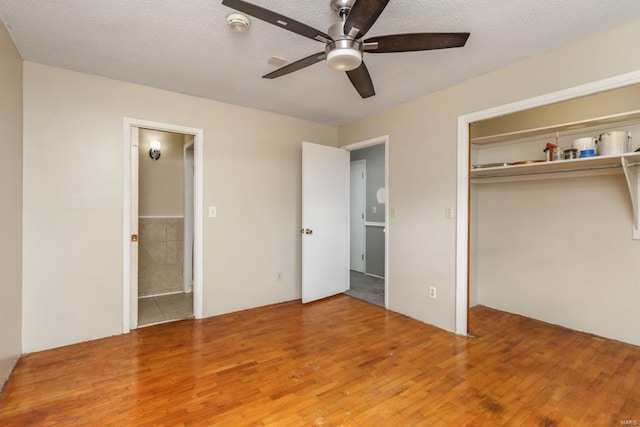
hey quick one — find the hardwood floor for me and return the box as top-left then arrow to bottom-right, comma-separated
1,295 -> 639,426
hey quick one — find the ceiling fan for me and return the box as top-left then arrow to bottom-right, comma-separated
221,0 -> 470,99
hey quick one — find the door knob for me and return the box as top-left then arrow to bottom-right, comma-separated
131,234 -> 138,242
300,228 -> 313,235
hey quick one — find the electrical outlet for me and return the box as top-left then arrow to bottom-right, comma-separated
372,206 -> 377,214
391,207 -> 398,217
277,272 -> 284,282
429,286 -> 437,299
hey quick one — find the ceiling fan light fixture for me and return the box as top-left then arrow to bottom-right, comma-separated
325,38 -> 363,71
326,48 -> 361,71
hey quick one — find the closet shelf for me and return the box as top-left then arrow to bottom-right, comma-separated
471,152 -> 640,181
471,110 -> 640,147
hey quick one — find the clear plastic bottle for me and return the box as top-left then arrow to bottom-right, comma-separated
553,147 -> 564,161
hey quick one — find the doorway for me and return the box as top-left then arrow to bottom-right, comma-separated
346,139 -> 388,308
136,129 -> 193,326
300,136 -> 389,308
123,118 -> 203,333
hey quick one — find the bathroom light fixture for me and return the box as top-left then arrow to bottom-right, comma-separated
226,13 -> 251,32
149,140 -> 161,160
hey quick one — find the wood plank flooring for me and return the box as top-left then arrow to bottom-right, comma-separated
1,295 -> 639,426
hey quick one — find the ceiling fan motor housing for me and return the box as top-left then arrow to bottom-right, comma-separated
325,21 -> 363,71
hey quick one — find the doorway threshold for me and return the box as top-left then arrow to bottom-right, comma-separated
346,271 -> 385,308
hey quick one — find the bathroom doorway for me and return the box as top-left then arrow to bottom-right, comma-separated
136,129 -> 194,326
123,118 -> 203,332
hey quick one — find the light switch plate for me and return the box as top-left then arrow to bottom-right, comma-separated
445,207 -> 454,219
208,206 -> 217,218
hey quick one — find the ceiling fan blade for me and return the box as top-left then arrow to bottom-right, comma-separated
222,0 -> 330,42
364,32 -> 470,53
343,0 -> 390,39
346,62 -> 375,99
262,52 -> 326,79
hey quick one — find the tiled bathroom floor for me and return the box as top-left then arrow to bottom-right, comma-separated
138,292 -> 193,326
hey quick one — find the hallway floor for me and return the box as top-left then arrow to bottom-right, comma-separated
346,271 -> 384,307
138,292 -> 193,326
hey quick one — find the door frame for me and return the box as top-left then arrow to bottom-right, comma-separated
349,159 -> 366,274
343,135 -> 390,308
183,141 -> 195,293
122,118 -> 204,332
455,69 -> 640,336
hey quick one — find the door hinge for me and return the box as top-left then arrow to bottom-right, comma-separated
361,213 -> 364,219
361,254 -> 364,260
362,172 -> 364,178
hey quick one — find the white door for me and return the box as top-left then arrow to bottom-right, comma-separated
350,160 -> 366,273
130,127 -> 139,330
301,141 -> 349,303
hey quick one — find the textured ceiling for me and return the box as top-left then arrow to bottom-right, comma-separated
2,1 -> 640,126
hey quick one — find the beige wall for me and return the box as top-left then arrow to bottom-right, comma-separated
22,63 -> 337,352
338,19 -> 640,345
0,23 -> 23,386
138,129 -> 185,217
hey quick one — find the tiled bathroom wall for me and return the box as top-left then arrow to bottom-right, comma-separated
138,217 -> 184,297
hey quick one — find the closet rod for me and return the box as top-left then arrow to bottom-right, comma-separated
472,163 -> 633,180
